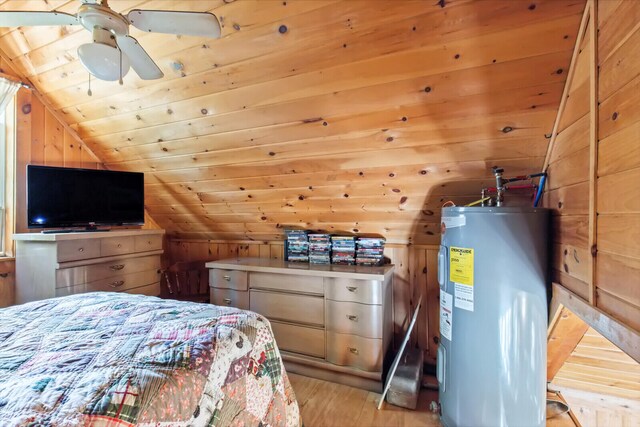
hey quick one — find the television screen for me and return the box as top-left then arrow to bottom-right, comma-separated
27,165 -> 145,229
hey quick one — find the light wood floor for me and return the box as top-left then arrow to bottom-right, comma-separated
288,374 -> 579,427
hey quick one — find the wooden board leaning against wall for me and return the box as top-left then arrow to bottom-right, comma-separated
543,0 -> 640,361
167,239 -> 441,365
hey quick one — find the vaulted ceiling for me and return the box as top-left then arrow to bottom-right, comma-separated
0,0 -> 585,243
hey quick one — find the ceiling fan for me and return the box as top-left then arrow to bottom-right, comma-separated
0,0 -> 221,82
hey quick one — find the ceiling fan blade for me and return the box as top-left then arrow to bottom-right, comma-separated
0,11 -> 78,27
116,35 -> 163,80
127,10 -> 221,38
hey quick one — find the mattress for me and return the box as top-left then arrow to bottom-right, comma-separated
0,292 -> 300,426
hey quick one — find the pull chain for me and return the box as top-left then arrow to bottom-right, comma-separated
87,72 -> 92,96
119,48 -> 123,85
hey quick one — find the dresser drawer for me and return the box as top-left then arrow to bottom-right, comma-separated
326,300 -> 383,339
210,269 -> 248,291
270,321 -> 325,358
250,272 -> 323,295
56,255 -> 161,288
55,269 -> 161,297
325,278 -> 383,305
101,236 -> 135,257
326,331 -> 383,372
57,239 -> 101,262
211,288 -> 249,310
250,290 -> 323,326
134,234 -> 163,252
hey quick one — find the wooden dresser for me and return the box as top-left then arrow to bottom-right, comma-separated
14,230 -> 164,304
206,257 -> 394,392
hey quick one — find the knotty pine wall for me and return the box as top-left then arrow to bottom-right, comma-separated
168,239 -> 441,363
0,0 -> 585,244
543,0 -> 640,339
0,57 -> 103,305
594,0 -> 640,332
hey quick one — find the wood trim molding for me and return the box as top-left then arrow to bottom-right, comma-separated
542,3 -> 591,172
587,0 -> 598,305
551,283 -> 640,363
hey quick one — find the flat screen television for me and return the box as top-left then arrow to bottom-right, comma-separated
27,165 -> 145,230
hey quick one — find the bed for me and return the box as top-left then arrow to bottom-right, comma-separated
0,292 -> 300,426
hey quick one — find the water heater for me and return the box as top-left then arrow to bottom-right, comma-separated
437,206 -> 550,427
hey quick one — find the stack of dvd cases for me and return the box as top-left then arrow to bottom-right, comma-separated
356,237 -> 386,266
331,236 -> 356,265
308,233 -> 331,264
285,229 -> 309,262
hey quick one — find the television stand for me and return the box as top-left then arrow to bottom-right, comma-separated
41,227 -> 112,234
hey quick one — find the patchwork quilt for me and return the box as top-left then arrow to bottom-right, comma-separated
0,292 -> 300,426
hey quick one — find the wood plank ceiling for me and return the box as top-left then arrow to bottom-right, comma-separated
0,0 -> 585,243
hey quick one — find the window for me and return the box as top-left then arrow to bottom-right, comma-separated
0,77 -> 20,256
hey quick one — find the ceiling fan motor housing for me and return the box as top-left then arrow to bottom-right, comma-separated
78,3 -> 129,36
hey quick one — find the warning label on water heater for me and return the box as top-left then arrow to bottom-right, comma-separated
440,291 -> 453,341
450,247 -> 474,311
454,283 -> 474,311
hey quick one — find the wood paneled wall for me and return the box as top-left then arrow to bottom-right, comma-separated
0,57 -> 102,305
0,0 -> 584,244
594,0 -> 640,334
543,6 -> 592,301
167,239 -> 441,363
544,0 -> 640,340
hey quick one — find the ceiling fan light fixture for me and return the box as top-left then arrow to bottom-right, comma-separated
78,41 -> 130,81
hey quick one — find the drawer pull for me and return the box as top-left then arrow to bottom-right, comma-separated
348,347 -> 359,355
347,314 -> 359,322
109,264 -> 125,271
346,286 -> 357,292
78,247 -> 84,252
223,275 -> 231,281
109,280 -> 125,288
223,298 -> 232,305
117,244 -> 122,248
